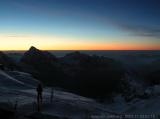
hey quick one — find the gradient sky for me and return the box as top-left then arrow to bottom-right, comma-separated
0,0 -> 160,50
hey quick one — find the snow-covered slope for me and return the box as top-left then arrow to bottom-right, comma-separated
0,70 -> 39,89
0,69 -> 122,118
0,69 -> 160,119
0,70 -> 114,118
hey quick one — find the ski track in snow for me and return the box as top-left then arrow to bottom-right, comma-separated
0,70 -> 25,85
0,70 -> 36,88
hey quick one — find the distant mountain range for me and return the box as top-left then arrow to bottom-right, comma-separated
0,46 -> 160,100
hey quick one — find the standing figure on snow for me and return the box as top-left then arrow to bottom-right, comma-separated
36,83 -> 43,112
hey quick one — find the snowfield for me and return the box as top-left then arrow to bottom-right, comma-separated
0,69 -> 160,119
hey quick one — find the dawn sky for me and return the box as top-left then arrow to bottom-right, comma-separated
0,0 -> 160,50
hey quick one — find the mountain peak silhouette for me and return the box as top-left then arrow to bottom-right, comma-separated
29,46 -> 39,52
21,46 -> 58,66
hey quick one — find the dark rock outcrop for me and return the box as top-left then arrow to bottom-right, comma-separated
60,51 -> 125,99
0,103 -> 15,119
20,47 -> 126,99
20,46 -> 67,86
145,59 -> 160,85
21,46 -> 57,65
0,51 -> 17,70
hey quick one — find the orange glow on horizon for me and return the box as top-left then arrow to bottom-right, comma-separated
0,35 -> 159,51
0,43 -> 159,51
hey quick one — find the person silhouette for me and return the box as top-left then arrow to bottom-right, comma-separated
36,83 -> 43,111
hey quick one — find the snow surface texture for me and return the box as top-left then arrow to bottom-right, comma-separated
0,69 -> 160,119
0,70 -> 113,119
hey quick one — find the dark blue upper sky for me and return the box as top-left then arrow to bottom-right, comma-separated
0,0 -> 160,50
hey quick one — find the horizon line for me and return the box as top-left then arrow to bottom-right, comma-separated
1,49 -> 160,51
